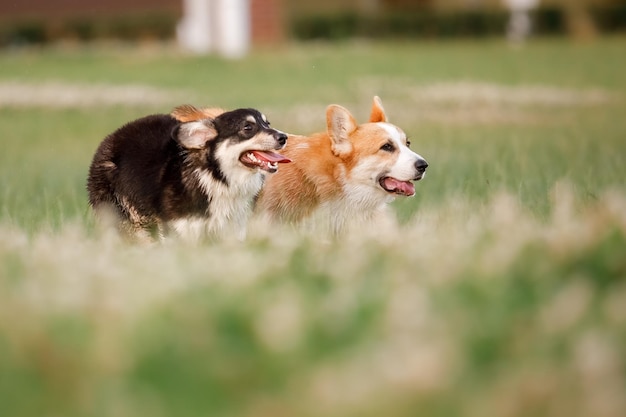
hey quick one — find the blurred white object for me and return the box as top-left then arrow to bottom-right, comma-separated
177,0 -> 213,54
177,0 -> 250,58
503,0 -> 539,11
215,0 -> 250,59
503,0 -> 540,42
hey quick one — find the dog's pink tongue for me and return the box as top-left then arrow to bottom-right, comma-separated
383,178 -> 415,196
252,151 -> 291,164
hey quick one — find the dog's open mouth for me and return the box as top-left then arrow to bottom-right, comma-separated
379,177 -> 416,196
240,150 -> 291,173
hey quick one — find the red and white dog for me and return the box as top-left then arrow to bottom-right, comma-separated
256,96 -> 428,234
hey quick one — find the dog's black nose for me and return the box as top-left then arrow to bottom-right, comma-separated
416,158 -> 428,174
276,132 -> 287,147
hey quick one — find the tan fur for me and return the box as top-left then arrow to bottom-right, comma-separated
368,95 -> 387,123
171,104 -> 225,122
257,131 -> 341,222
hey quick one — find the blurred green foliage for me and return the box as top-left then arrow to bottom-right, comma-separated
0,37 -> 625,417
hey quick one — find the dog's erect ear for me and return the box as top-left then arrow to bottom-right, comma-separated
327,105 -> 356,157
369,96 -> 388,123
175,119 -> 217,149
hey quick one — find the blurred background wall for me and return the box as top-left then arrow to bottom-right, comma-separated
0,0 -> 624,49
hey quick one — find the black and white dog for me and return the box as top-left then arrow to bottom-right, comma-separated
87,105 -> 290,242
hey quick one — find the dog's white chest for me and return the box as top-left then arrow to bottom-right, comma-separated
169,170 -> 264,241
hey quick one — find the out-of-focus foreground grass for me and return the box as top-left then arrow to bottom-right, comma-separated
0,37 -> 625,417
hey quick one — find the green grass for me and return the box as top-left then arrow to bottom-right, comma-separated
0,37 -> 625,417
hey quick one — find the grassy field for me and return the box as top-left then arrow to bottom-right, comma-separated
1,37 -> 625,417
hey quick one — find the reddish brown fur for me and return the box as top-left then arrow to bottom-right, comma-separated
171,104 -> 225,122
260,131 -> 342,221
257,97 -> 402,223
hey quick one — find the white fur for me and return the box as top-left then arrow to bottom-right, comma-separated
204,168 -> 263,239
314,193 -> 393,236
168,169 -> 263,242
170,216 -> 208,242
379,122 -> 426,181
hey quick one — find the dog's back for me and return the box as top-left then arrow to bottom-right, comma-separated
88,114 -> 180,215
88,114 -> 195,240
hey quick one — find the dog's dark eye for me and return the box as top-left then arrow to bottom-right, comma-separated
243,123 -> 254,132
406,139 -> 411,148
380,142 -> 395,152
